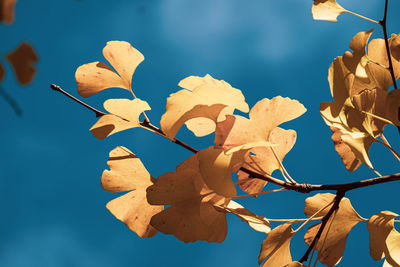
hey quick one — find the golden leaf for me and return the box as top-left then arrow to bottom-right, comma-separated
312,0 -> 348,22
6,42 -> 38,85
258,223 -> 295,267
304,193 -> 363,267
367,211 -> 399,261
102,146 -> 163,238
146,153 -> 229,243
160,74 -> 249,139
90,98 -> 150,139
237,127 -> 297,194
76,41 -> 144,97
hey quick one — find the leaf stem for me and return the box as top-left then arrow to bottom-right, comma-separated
270,146 -> 296,184
346,10 -> 379,25
376,135 -> 400,162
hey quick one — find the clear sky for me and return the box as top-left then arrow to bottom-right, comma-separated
1,0 -> 400,266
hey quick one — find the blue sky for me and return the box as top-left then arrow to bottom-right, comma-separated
1,0 -> 400,266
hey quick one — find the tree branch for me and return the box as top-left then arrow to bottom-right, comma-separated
379,0 -> 398,90
299,191 -> 345,263
50,83 -> 400,194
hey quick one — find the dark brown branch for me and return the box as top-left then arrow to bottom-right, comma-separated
50,84 -> 106,117
51,83 -> 400,193
379,0 -> 398,90
299,191 -> 345,263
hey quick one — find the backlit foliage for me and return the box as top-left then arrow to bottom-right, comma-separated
61,0 -> 400,266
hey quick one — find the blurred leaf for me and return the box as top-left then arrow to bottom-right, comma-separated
6,42 -> 38,85
0,0 -> 16,24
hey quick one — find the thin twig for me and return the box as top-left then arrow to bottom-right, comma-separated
50,83 -> 400,193
379,0 -> 398,90
0,85 -> 22,116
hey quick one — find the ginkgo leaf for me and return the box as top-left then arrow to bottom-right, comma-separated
215,97 -> 305,152
101,146 -> 163,238
6,42 -> 38,85
217,200 -> 271,234
330,127 -> 362,172
367,211 -> 399,261
304,193 -> 363,267
236,127 -> 297,194
198,147 -> 251,197
147,153 -> 229,243
0,0 -> 16,24
76,41 -> 144,97
0,62 -> 4,83
383,225 -> 400,267
312,0 -> 348,22
342,29 -> 373,80
386,89 -> 400,126
90,98 -> 150,139
369,35 -> 400,82
160,74 -> 249,139
351,88 -> 389,137
258,223 -> 295,267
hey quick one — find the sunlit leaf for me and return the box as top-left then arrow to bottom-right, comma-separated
330,126 -> 362,172
147,153 -> 229,243
90,98 -> 150,139
76,41 -> 144,97
160,74 -> 249,139
102,146 -> 163,238
198,147 -> 247,197
215,97 -> 305,151
304,193 -> 363,267
312,0 -> 348,22
6,42 -> 38,85
367,211 -> 399,261
237,127 -> 297,194
258,223 -> 295,267
0,0 -> 16,24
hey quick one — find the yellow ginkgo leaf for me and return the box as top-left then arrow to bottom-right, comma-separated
367,211 -> 399,261
312,0 -> 348,22
304,193 -> 363,267
90,98 -> 150,139
160,74 -> 249,139
383,225 -> 400,266
76,41 -> 144,97
102,146 -> 163,238
146,153 -> 229,243
215,97 -> 305,152
330,126 -> 362,172
258,223 -> 295,267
